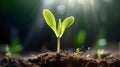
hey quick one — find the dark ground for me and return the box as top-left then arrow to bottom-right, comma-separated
0,50 -> 120,67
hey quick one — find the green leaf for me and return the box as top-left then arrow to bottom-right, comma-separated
43,9 -> 57,36
57,19 -> 62,37
62,16 -> 74,34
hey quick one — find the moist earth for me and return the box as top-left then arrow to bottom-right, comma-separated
0,51 -> 120,67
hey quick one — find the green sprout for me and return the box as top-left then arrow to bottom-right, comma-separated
75,48 -> 80,53
97,49 -> 104,58
5,45 -> 12,61
43,9 -> 74,53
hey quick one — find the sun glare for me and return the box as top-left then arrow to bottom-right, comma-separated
90,0 -> 95,6
77,0 -> 85,5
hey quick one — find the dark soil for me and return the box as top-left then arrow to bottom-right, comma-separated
0,50 -> 120,67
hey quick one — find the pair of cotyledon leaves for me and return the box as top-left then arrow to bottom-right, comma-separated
43,9 -> 74,38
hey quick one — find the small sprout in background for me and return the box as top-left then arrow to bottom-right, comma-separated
5,45 -> 12,61
74,48 -> 81,55
43,9 -> 74,53
94,27 -> 107,58
97,49 -> 104,58
75,48 -> 80,53
95,38 -> 107,58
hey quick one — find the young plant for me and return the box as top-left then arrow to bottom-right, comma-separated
5,45 -> 12,61
75,48 -> 80,53
97,49 -> 104,58
43,9 -> 74,53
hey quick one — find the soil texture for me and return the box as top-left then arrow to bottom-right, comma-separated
0,50 -> 120,67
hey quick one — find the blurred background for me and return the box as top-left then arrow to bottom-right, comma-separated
0,0 -> 120,53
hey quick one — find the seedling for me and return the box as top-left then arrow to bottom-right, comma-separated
97,49 -> 104,58
75,48 -> 80,53
43,9 -> 74,53
5,45 -> 12,61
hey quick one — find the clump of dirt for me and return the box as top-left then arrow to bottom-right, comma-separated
0,50 -> 120,67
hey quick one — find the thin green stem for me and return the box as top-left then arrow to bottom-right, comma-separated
57,37 -> 60,53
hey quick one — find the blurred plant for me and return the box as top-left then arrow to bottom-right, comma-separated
94,27 -> 107,58
75,48 -> 80,53
5,45 -> 12,61
10,28 -> 23,54
43,9 -> 74,53
10,38 -> 23,54
74,29 -> 86,49
97,49 -> 104,58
